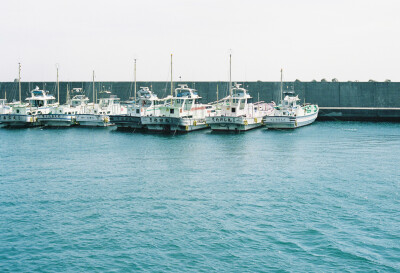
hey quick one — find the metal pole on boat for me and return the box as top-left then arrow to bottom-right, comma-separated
66,83 -> 70,103
229,54 -> 232,101
92,70 -> 95,105
170,54 -> 173,105
280,68 -> 283,103
18,63 -> 21,103
56,64 -> 60,104
134,59 -> 137,103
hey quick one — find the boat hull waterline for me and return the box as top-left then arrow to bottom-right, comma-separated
37,114 -> 77,127
141,116 -> 208,132
264,111 -> 319,129
76,114 -> 112,127
0,114 -> 39,128
110,115 -> 144,130
206,116 -> 264,132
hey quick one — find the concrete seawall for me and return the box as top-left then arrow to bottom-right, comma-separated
1,81 -> 399,121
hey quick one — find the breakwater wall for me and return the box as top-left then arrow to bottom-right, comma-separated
1,81 -> 400,121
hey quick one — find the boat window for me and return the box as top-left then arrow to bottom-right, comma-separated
240,99 -> 245,110
232,107 -> 236,113
170,109 -> 174,114
16,109 -> 20,113
136,109 -> 140,114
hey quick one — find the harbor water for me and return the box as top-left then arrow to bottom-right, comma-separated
0,122 -> 399,272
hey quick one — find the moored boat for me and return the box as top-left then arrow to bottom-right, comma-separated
110,87 -> 169,130
205,54 -> 274,132
263,69 -> 319,129
0,99 -> 12,128
206,83 -> 274,132
76,95 -> 126,127
141,84 -> 215,132
263,91 -> 319,129
0,87 -> 57,128
37,89 -> 90,127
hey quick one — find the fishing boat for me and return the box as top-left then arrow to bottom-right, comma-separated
37,89 -> 90,127
141,54 -> 215,132
0,86 -> 57,128
37,67 -> 89,127
141,84 -> 214,132
205,54 -> 274,132
263,69 -> 319,129
110,87 -> 169,130
74,71 -> 126,127
206,83 -> 274,131
0,99 -> 12,127
0,99 -> 11,115
76,95 -> 126,127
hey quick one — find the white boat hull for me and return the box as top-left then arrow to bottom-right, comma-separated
206,116 -> 264,131
76,114 -> 112,127
0,114 -> 39,127
263,111 -> 318,129
37,114 -> 76,127
141,116 -> 208,132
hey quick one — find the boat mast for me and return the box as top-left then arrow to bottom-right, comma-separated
134,58 -> 137,103
280,68 -> 283,103
18,63 -> 21,103
216,84 -> 219,102
56,64 -> 60,104
170,54 -> 173,105
229,54 -> 232,103
92,70 -> 95,104
66,83 -> 70,103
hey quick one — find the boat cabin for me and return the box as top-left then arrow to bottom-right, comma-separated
282,91 -> 300,108
26,87 -> 56,108
70,95 -> 89,107
230,83 -> 252,113
173,84 -> 201,111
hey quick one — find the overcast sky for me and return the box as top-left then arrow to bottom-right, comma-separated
1,0 -> 399,82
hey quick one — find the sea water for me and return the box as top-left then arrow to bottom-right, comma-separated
0,122 -> 399,272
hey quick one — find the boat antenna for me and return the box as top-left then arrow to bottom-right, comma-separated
56,64 -> 60,104
92,70 -> 95,104
216,84 -> 219,102
134,58 -> 137,103
18,62 -> 21,103
170,54 -> 173,105
229,53 -> 232,105
66,83 -> 70,103
280,68 -> 283,103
